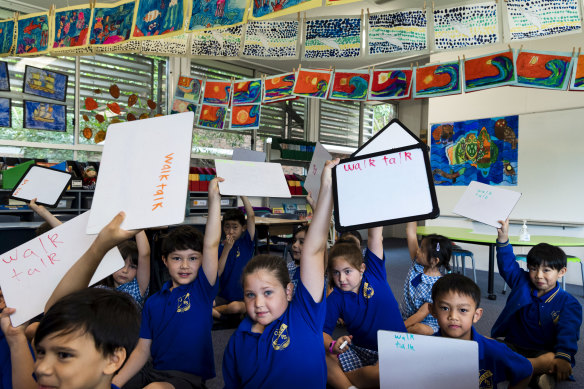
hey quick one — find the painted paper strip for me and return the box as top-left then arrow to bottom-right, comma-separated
92,39 -> 142,54
242,20 -> 299,59
16,12 -> 50,56
203,80 -> 232,105
232,78 -> 262,105
292,68 -> 332,99
52,5 -> 93,50
189,0 -> 249,31
505,0 -> 581,41
198,103 -> 227,129
262,73 -> 296,103
569,54 -> 584,91
251,0 -> 320,20
230,104 -> 261,129
414,61 -> 462,98
367,68 -> 413,101
464,50 -> 516,92
175,76 -> 203,103
141,32 -> 189,54
190,25 -> 242,57
515,50 -> 573,90
23,101 -> 67,132
430,115 -> 518,186
132,0 -> 187,39
368,9 -> 427,56
329,70 -> 370,101
433,1 -> 499,50
0,19 -> 15,56
304,17 -> 361,59
171,98 -> 197,114
90,0 -> 136,46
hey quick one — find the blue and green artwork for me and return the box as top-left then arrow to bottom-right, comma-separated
0,20 -> 14,55
515,50 -> 573,90
133,0 -> 185,38
0,61 -> 9,91
24,101 -> 67,132
91,1 -> 135,45
23,66 -> 69,102
329,71 -> 369,101
16,14 -> 50,54
53,7 -> 91,48
0,98 -> 11,127
232,79 -> 262,105
414,61 -> 461,98
430,115 -> 518,186
189,0 -> 248,30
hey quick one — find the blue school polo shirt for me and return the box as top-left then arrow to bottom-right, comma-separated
323,249 -> 406,351
0,333 -> 10,389
218,230 -> 254,302
140,269 -> 218,380
222,280 -> 327,389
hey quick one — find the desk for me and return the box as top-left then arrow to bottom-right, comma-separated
416,226 -> 584,300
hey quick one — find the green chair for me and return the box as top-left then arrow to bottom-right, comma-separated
452,244 -> 477,283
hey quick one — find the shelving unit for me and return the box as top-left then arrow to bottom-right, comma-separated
187,191 -> 238,216
0,189 -> 94,221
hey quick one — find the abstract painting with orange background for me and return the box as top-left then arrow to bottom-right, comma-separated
413,61 -> 461,98
198,104 -> 226,129
329,70 -> 369,101
515,50 -> 573,90
464,50 -> 516,92
263,73 -> 296,103
570,54 -> 584,91
203,80 -> 232,104
292,69 -> 332,98
367,68 -> 413,100
230,104 -> 261,129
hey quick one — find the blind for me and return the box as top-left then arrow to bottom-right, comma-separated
319,100 -> 362,147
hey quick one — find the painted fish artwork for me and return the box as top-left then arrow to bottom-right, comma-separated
232,79 -> 262,105
292,69 -> 332,99
16,13 -> 50,55
198,103 -> 227,129
133,0 -> 186,38
190,25 -> 242,57
464,50 -> 516,92
430,115 -> 518,186
171,98 -> 197,113
433,2 -> 499,50
230,104 -> 261,129
329,71 -> 370,101
368,9 -> 427,56
90,0 -> 135,45
252,0 -> 320,20
23,101 -> 67,132
367,68 -> 413,100
414,61 -> 462,98
0,19 -> 15,55
262,73 -> 296,103
189,0 -> 248,31
506,0 -> 581,41
0,98 -> 10,127
23,66 -> 69,102
515,50 -> 573,90
0,61 -> 9,91
242,20 -> 299,59
569,54 -> 584,91
175,76 -> 203,103
53,7 -> 91,49
304,18 -> 361,59
203,80 -> 232,105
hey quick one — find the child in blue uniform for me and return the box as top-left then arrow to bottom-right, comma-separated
287,224 -> 308,294
431,273 -> 532,389
213,196 -> 255,319
113,179 -> 223,389
222,159 -> 338,389
324,226 -> 407,389
401,221 -> 452,335
493,219 -> 583,388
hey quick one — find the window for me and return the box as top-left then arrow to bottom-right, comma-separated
319,100 -> 362,147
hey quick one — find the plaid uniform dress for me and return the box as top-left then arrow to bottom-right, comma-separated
400,262 -> 440,332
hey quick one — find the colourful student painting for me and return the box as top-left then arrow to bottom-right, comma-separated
175,76 -> 203,103
133,0 -> 186,39
90,0 -> 135,46
203,80 -> 232,105
570,54 -> 584,91
464,51 -> 516,93
292,69 -> 332,99
430,115 -> 518,186
368,9 -> 427,56
189,0 -> 249,31
368,69 -> 413,100
0,61 -> 9,91
23,66 -> 68,102
251,0 -> 320,20
0,98 -> 11,127
198,104 -> 227,129
23,101 -> 67,132
53,6 -> 92,49
230,104 -> 261,129
242,20 -> 299,59
0,19 -> 15,56
262,73 -> 295,103
16,13 -> 50,55
232,79 -> 262,105
515,50 -> 574,90
171,98 -> 197,114
414,61 -> 462,98
329,71 -> 369,101
304,17 -> 362,59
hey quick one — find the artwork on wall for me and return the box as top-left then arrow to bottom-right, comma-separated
430,115 -> 518,186
515,50 -> 573,90
464,50 -> 516,92
230,104 -> 261,129
189,0 -> 249,31
198,103 -> 227,129
190,25 -> 242,57
414,61 -> 462,98
23,66 -> 69,102
232,79 -> 262,105
90,0 -> 135,46
505,0 -> 581,41
0,19 -> 15,56
329,70 -> 370,101
23,101 -> 67,132
262,73 -> 296,103
242,20 -> 299,59
368,9 -> 427,56
0,61 -> 10,91
16,13 -> 50,55
433,2 -> 499,50
367,68 -> 413,100
171,98 -> 197,114
175,76 -> 203,103
292,68 -> 332,99
52,6 -> 92,49
203,80 -> 232,105
569,54 -> 584,91
0,98 -> 11,127
133,0 -> 186,39
251,0 -> 320,20
304,17 -> 361,59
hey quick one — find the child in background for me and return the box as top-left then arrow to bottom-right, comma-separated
287,224 -> 308,293
113,179 -> 222,389
213,196 -> 255,319
324,226 -> 407,389
493,219 -> 582,388
222,159 -> 338,388
431,273 -> 532,389
401,221 -> 452,335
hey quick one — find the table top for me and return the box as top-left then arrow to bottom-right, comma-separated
417,226 -> 584,247
255,218 -> 307,226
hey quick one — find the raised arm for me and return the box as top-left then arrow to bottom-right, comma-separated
29,198 -> 62,228
135,230 -> 151,297
45,212 -> 138,312
241,195 -> 255,240
306,191 -> 316,211
406,221 -> 420,261
202,177 -> 222,286
217,235 -> 234,277
300,159 -> 339,302
367,226 -> 384,259
0,308 -> 36,389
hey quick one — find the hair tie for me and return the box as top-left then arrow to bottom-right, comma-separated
436,242 -> 440,252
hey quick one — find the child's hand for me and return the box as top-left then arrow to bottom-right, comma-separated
420,302 -> 431,316
93,212 -> 139,255
223,235 -> 235,250
320,159 -> 340,187
497,219 -> 509,243
550,358 -> 572,381
29,198 -> 45,214
306,191 -> 316,209
208,177 -> 224,199
332,335 -> 352,355
0,307 -> 27,346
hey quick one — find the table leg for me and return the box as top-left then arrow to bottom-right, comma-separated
488,244 -> 496,300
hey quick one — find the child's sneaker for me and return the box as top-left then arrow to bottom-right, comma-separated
537,373 -> 556,389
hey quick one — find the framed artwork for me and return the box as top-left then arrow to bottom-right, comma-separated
0,98 -> 11,127
0,61 -> 10,91
23,101 -> 67,132
23,66 -> 69,102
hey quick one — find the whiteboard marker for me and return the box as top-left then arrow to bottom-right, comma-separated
339,340 -> 348,350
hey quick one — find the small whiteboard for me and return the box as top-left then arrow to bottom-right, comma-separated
454,181 -> 522,228
0,212 -> 124,326
378,330 -> 478,389
303,142 -> 332,202
216,159 -> 291,198
353,119 -> 423,157
333,146 -> 439,231
10,165 -> 72,207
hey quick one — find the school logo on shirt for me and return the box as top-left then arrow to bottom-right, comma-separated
479,369 -> 493,389
236,248 -> 240,258
362,282 -> 374,299
177,292 -> 191,313
272,323 -> 290,351
551,310 -> 560,325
